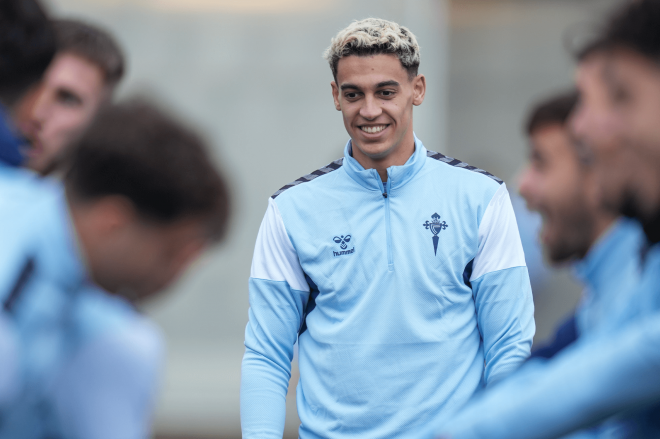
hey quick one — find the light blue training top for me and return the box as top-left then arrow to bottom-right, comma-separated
435,219 -> 660,439
0,168 -> 164,439
241,136 -> 535,438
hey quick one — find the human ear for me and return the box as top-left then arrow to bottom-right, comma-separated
331,81 -> 341,111
412,74 -> 426,106
87,196 -> 137,236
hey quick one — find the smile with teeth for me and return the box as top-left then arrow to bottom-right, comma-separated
360,124 -> 388,134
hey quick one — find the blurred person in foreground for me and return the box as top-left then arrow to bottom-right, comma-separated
15,18 -> 124,175
241,18 -> 534,438
0,100 -> 230,439
0,0 -> 54,168
0,0 -> 55,409
520,90 -> 643,362
432,1 -> 660,438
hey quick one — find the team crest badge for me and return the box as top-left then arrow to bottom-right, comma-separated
423,213 -> 448,256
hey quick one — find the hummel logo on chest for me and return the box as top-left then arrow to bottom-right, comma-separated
333,235 -> 355,257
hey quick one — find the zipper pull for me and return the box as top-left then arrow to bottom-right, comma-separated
382,191 -> 388,198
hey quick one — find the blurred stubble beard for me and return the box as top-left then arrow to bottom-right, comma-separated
547,195 -> 596,264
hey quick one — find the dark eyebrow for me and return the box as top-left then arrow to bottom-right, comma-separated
340,83 -> 360,91
376,80 -> 400,88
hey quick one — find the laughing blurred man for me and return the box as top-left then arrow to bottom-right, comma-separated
16,19 -> 124,175
433,2 -> 660,438
0,100 -> 230,439
241,18 -> 534,438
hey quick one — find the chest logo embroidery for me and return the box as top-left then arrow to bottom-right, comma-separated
332,235 -> 355,257
423,213 -> 449,256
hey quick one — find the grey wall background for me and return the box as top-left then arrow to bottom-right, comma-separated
44,0 -> 620,437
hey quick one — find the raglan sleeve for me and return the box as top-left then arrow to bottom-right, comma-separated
470,183 -> 535,385
241,197 -> 309,438
51,318 -> 164,439
433,312 -> 660,439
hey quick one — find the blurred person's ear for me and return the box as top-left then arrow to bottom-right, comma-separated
79,195 -> 137,237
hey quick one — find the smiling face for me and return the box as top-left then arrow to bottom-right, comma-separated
519,123 -> 608,263
602,48 -> 660,224
16,52 -> 109,174
331,54 -> 425,174
570,50 -> 660,232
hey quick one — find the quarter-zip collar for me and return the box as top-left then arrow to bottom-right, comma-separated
342,133 -> 428,192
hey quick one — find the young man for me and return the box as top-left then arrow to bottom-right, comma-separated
521,90 -> 643,361
433,2 -> 660,438
0,100 -> 230,438
15,19 -> 124,175
241,18 -> 534,438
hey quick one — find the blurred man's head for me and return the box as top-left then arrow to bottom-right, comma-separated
590,0 -> 660,242
569,39 -> 643,237
0,0 -> 54,108
324,18 -> 425,172
17,19 -> 124,175
64,100 -> 230,302
519,91 -> 615,263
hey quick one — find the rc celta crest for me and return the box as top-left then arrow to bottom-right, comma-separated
423,213 -> 448,256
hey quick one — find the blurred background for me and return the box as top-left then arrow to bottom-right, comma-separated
45,0 -> 620,437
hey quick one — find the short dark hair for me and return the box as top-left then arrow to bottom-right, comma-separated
525,91 -> 579,136
0,0 -> 55,106
604,0 -> 660,63
64,99 -> 230,241
54,19 -> 124,87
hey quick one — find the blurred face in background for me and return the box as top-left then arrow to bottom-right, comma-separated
16,52 -> 109,174
331,54 -> 425,169
70,196 -> 209,302
598,47 -> 660,227
519,122 -> 605,263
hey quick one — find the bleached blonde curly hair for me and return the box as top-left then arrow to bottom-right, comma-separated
323,18 -> 421,81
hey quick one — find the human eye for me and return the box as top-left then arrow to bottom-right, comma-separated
344,91 -> 360,100
378,89 -> 396,98
56,89 -> 83,107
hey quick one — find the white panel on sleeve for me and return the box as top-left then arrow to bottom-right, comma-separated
471,183 -> 526,281
250,198 -> 309,292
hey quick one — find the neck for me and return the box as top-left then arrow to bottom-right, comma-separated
351,130 -> 415,182
589,214 -> 617,250
640,210 -> 660,244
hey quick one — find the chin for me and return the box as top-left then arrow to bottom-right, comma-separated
354,141 -> 395,159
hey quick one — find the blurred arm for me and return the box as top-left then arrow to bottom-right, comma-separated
471,183 -> 535,385
241,198 -> 309,439
0,312 -> 18,407
437,313 -> 660,439
52,318 -> 164,439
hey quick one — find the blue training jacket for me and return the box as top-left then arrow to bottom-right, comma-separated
435,219 -> 660,439
241,136 -> 535,438
0,170 -> 164,439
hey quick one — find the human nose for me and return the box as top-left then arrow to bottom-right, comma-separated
359,94 -> 382,120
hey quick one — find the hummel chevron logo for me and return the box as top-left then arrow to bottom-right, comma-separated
333,235 -> 355,257
423,213 -> 448,256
